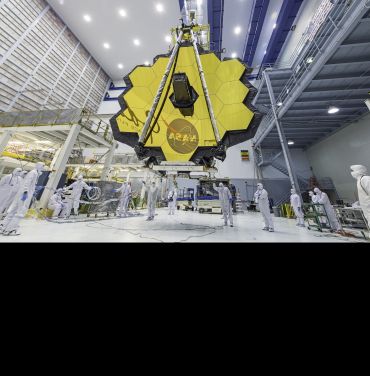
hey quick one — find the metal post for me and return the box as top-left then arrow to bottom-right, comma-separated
190,29 -> 221,143
50,148 -> 62,171
39,124 -> 81,208
101,140 -> 117,181
252,74 -> 266,106
138,31 -> 184,144
263,71 -> 300,194
0,131 -> 13,156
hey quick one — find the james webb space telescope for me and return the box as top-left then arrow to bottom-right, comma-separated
110,20 -> 263,168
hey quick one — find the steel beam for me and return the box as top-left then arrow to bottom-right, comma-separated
101,141 -> 118,181
80,128 -> 112,148
0,125 -> 72,133
263,71 -> 301,194
39,124 -> 81,209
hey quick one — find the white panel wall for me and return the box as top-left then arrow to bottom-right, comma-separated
216,141 -> 312,180
307,113 -> 370,202
0,0 -> 110,113
277,0 -> 322,66
216,141 -> 255,179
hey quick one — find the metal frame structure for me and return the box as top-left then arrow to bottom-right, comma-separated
249,0 -> 370,195
0,108 -> 115,208
253,0 -> 370,149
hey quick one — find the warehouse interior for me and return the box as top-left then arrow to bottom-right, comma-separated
0,0 -> 369,243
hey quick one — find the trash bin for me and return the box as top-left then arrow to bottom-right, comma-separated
273,206 -> 281,217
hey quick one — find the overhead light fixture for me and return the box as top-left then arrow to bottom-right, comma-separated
231,52 -> 237,58
118,64 -> 124,69
119,9 -> 127,17
273,23 -> 277,29
328,106 -> 340,114
165,35 -> 172,43
288,140 -> 295,145
156,3 -> 164,13
234,26 -> 242,35
277,102 -> 283,107
83,14 -> 92,22
133,39 -> 141,46
306,56 -> 314,64
103,43 -> 110,49
264,50 -> 267,55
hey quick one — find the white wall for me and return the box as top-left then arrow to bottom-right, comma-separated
307,113 -> 370,202
216,141 -> 255,179
216,142 -> 312,180
277,0 -> 322,66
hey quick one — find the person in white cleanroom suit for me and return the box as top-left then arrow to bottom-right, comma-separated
213,183 -> 234,227
20,171 -> 28,179
0,167 -> 23,216
168,189 -> 177,215
254,183 -> 274,232
313,187 -> 342,231
143,181 -> 159,221
66,175 -> 92,216
309,191 -> 318,203
290,188 -> 305,227
350,165 -> 370,228
116,182 -> 132,217
48,189 -> 65,218
0,162 -> 44,236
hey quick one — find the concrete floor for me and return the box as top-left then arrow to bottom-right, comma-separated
0,208 -> 367,243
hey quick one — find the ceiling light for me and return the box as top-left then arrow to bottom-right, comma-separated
103,43 -> 110,49
83,14 -> 92,22
277,102 -> 283,107
264,50 -> 267,55
156,3 -> 164,13
306,56 -> 314,64
118,64 -> 124,69
273,23 -> 277,29
328,106 -> 340,114
231,52 -> 237,58
119,9 -> 127,17
288,140 -> 295,145
165,35 -> 172,43
234,26 -> 242,35
133,39 -> 141,46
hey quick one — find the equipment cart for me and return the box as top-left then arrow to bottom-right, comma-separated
303,203 -> 332,232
